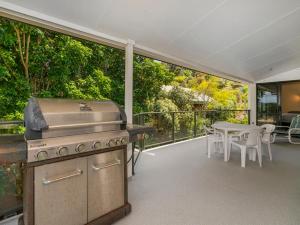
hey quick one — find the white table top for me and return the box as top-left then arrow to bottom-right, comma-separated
212,122 -> 260,131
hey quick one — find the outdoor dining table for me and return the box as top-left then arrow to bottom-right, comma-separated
211,122 -> 261,162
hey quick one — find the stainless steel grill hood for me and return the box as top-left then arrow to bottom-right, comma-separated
24,98 -> 127,140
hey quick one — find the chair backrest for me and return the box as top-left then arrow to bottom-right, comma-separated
260,124 -> 276,143
244,128 -> 261,146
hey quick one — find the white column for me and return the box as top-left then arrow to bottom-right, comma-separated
125,40 -> 134,177
248,83 -> 257,125
125,40 -> 134,123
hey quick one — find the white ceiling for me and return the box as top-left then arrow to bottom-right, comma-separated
258,68 -> 300,83
1,0 -> 300,82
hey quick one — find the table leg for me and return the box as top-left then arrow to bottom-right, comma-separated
224,130 -> 228,162
132,142 -> 135,176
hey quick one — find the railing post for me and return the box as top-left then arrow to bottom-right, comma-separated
172,112 -> 175,143
141,114 -> 145,125
193,111 -> 197,137
210,111 -> 214,125
140,114 -> 145,150
248,110 -> 251,124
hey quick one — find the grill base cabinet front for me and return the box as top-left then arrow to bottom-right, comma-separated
23,148 -> 130,225
88,150 -> 124,222
34,158 -> 87,225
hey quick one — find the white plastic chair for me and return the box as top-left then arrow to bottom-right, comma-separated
230,128 -> 262,168
260,124 -> 275,161
204,126 -> 225,158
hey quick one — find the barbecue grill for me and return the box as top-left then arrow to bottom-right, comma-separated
23,97 -> 131,225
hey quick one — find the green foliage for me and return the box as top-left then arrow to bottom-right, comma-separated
0,17 -> 120,120
185,73 -> 248,110
65,69 -> 111,100
133,57 -> 176,112
149,99 -> 179,130
0,16 -> 248,122
167,86 -> 193,111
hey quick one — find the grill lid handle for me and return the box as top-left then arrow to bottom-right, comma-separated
48,120 -> 124,129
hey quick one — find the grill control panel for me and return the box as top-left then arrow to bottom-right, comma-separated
27,131 -> 129,163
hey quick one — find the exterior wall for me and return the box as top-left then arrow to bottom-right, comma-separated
281,82 -> 300,112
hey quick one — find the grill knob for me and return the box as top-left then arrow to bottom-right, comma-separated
76,144 -> 86,152
36,151 -> 48,161
107,140 -> 114,147
121,138 -> 127,145
93,141 -> 101,149
57,147 -> 69,156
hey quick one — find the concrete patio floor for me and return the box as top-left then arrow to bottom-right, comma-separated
116,137 -> 300,225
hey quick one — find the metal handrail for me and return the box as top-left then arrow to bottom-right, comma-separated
133,109 -> 250,149
0,120 -> 24,125
135,109 -> 250,116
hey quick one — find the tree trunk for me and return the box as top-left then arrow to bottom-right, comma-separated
13,26 -> 30,81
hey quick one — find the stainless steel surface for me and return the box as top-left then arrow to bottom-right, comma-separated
25,98 -> 129,225
27,130 -> 129,163
34,158 -> 87,225
88,150 -> 124,222
25,97 -> 130,162
37,98 -> 122,138
48,120 -> 123,129
41,124 -> 120,139
25,98 -> 127,139
92,159 -> 121,171
42,169 -> 83,185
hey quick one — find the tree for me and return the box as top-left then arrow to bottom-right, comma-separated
0,16 -> 248,123
0,17 -> 116,120
133,56 -> 175,112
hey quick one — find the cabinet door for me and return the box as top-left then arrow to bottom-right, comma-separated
88,150 -> 124,222
34,158 -> 87,225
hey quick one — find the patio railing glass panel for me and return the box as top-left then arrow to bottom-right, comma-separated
133,110 -> 250,149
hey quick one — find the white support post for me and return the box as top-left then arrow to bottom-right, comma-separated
125,40 -> 134,123
248,83 -> 257,125
125,40 -> 134,177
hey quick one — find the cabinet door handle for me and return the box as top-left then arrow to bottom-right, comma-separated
42,169 -> 83,185
92,159 -> 121,171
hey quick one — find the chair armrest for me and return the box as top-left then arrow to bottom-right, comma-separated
203,126 -> 214,135
270,133 -> 277,143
